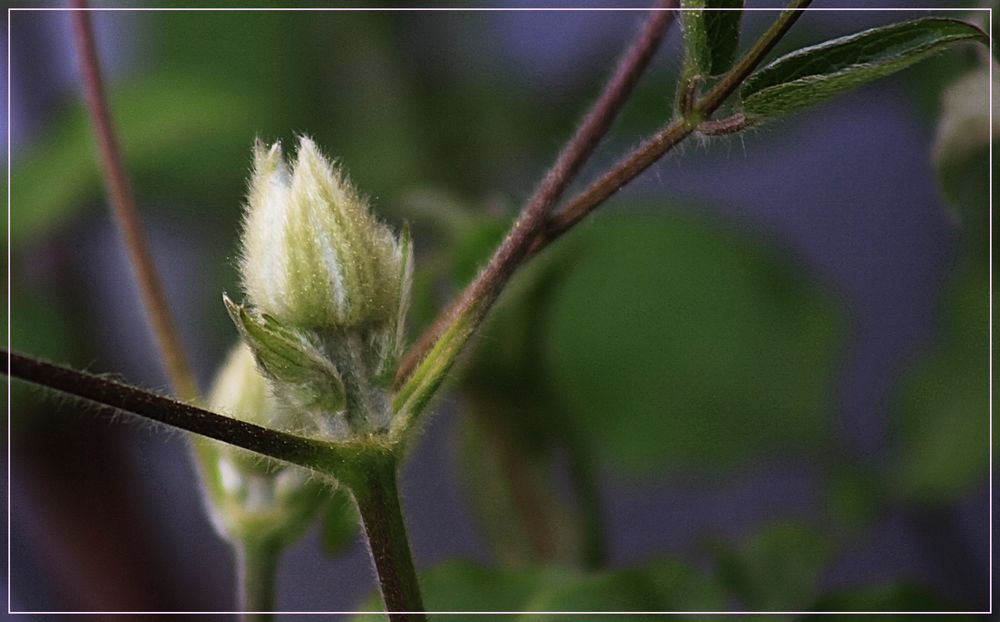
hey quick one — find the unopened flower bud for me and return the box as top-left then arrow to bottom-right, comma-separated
196,343 -> 324,547
230,137 -> 413,439
240,136 -> 405,330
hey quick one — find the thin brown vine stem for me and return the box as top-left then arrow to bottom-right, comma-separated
534,0 -> 814,253
4,350 -> 349,474
394,0 -> 678,387
71,0 -> 200,403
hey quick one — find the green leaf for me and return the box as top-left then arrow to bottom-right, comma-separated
223,295 -> 347,413
681,1 -> 744,78
11,74 -> 261,246
351,562 -> 573,621
714,522 -> 833,610
826,466 -> 885,534
419,563 -> 570,618
352,559 -> 724,620
456,402 -> 586,568
740,18 -> 987,120
807,582 -> 962,617
891,263 -> 989,504
320,485 -> 360,556
546,210 -> 842,473
519,569 -> 665,621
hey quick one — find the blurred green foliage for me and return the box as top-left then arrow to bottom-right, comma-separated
355,558 -> 727,621
546,211 -> 841,473
9,7 -> 990,614
713,522 -> 832,610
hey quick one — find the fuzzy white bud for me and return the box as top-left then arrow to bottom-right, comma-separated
196,343 -> 325,547
230,137 -> 413,439
241,136 -> 404,330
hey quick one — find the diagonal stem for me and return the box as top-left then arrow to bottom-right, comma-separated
391,2 -> 812,434
395,0 -> 678,387
534,0 -> 814,253
71,0 -> 199,402
4,350 -> 349,474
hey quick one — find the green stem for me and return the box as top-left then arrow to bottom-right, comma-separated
237,540 -> 280,622
351,454 -> 426,622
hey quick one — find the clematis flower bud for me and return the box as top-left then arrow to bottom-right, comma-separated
228,137 -> 413,440
195,343 -> 325,547
240,136 -> 405,330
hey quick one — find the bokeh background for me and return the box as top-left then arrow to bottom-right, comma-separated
6,0 -> 993,616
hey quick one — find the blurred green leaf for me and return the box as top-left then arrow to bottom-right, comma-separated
826,466 -> 884,534
681,1 -> 744,78
352,562 -> 572,621
354,558 -> 724,620
641,559 -> 728,615
893,54 -> 993,505
456,403 -> 585,568
459,240 -> 611,568
320,485 -> 360,556
807,582 -> 962,617
546,210 -> 841,473
741,18 -> 987,121
451,216 -> 511,286
520,569 -> 665,621
892,265 -> 988,504
714,522 -> 833,610
421,562 -> 570,618
12,74 -> 260,246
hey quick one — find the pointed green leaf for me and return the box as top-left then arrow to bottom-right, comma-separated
681,1 -> 744,79
740,18 -> 987,120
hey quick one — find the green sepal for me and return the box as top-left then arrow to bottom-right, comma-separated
223,293 -> 346,413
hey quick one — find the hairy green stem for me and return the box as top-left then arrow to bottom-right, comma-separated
237,540 -> 280,621
351,454 -> 426,621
